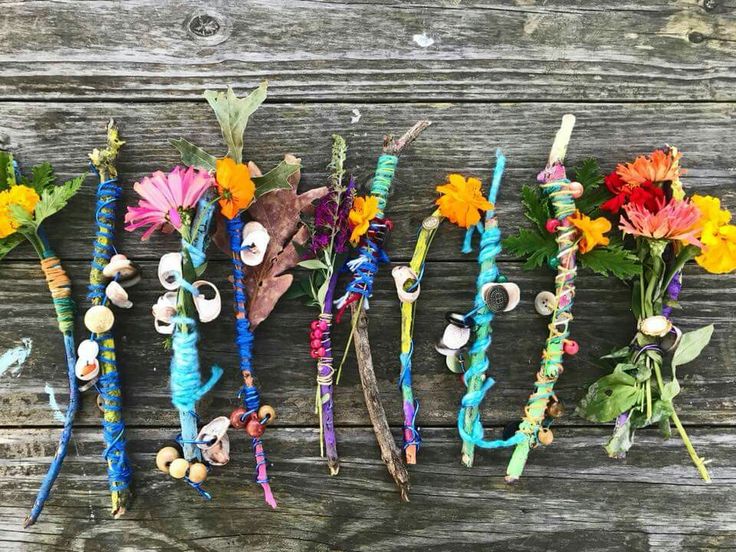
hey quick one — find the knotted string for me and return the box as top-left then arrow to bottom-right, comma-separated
226,216 -> 276,509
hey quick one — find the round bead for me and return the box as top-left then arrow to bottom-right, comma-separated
229,407 -> 248,429
310,339 -> 322,349
545,218 -> 560,233
188,462 -> 208,484
246,418 -> 265,438
316,347 -> 325,357
84,305 -> 115,334
548,257 -> 559,269
310,350 -> 319,359
563,340 -> 579,355
313,329 -> 323,339
310,320 -> 319,330
537,428 -> 554,446
168,457 -> 190,479
568,181 -> 584,199
496,274 -> 508,283
548,401 -> 565,418
155,446 -> 180,474
258,405 -> 276,424
534,291 -> 557,316
318,320 -> 328,331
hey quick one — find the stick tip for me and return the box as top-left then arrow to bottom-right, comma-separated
22,516 -> 34,529
328,462 -> 340,476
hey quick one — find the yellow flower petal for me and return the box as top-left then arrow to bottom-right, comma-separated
434,174 -> 492,228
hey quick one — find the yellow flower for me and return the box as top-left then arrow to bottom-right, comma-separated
691,194 -> 731,227
691,194 -> 736,273
568,210 -> 611,254
0,185 -> 40,239
435,174 -> 493,228
348,195 -> 379,245
215,158 -> 255,220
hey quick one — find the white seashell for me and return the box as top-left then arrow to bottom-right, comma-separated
197,416 -> 231,466
105,280 -> 133,309
638,315 -> 672,338
77,339 -> 99,360
152,292 -> 177,323
103,254 -> 141,287
75,356 -> 100,381
534,291 -> 557,316
392,265 -> 420,303
84,305 -> 115,334
442,324 -> 471,350
154,317 -> 175,335
202,433 -> 230,466
482,282 -> 521,313
240,222 -> 270,266
158,252 -> 183,290
192,280 -> 221,323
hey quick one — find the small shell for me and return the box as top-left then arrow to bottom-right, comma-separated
392,265 -> 420,303
155,446 -> 180,473
75,356 -> 99,381
534,291 -> 556,316
188,462 -> 208,484
158,252 -> 183,290
240,222 -> 270,266
77,339 -> 99,360
105,280 -> 133,309
192,280 -> 221,323
84,305 -> 115,334
441,324 -> 471,350
168,457 -> 190,479
638,315 -> 672,338
196,416 -> 230,451
103,254 -> 141,287
202,433 -> 230,466
482,282 -> 521,313
153,292 -> 177,334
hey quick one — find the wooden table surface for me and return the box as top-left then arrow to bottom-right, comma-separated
1,2 -> 735,550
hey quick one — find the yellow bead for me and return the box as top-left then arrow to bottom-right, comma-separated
538,428 -> 554,446
258,405 -> 276,424
188,462 -> 208,484
84,305 -> 115,334
155,446 -> 180,474
168,457 -> 190,479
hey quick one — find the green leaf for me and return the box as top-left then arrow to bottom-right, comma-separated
0,151 -> 16,190
604,416 -> 634,459
661,380 -> 681,402
671,324 -> 714,375
171,138 -> 216,172
253,160 -> 300,198
31,175 -> 85,227
502,228 -> 557,270
520,184 -> 551,232
0,233 -> 25,261
579,244 -> 641,280
317,278 -> 329,308
601,346 -> 631,360
572,158 -> 609,215
298,259 -> 328,270
576,370 -> 642,423
30,162 -> 55,194
203,82 -> 268,164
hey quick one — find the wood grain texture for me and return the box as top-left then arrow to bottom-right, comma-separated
1,101 -> 736,261
1,427 -> 734,551
1,1 -> 735,101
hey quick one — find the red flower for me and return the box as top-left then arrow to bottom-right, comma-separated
601,171 -> 665,214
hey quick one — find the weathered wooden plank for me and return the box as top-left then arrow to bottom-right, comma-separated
0,427 -> 734,551
1,101 -> 736,261
1,261 -> 733,427
1,1 -> 735,101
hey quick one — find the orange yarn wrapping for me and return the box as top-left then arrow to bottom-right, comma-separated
40,256 -> 74,333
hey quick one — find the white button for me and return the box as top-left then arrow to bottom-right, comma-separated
534,291 -> 557,316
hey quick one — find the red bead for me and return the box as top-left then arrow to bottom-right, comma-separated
246,418 -> 265,438
563,340 -> 579,355
316,347 -> 325,357
311,339 -> 322,349
310,320 -> 319,330
229,407 -> 248,429
313,329 -> 323,339
310,350 -> 319,359
318,320 -> 328,331
545,219 -> 560,233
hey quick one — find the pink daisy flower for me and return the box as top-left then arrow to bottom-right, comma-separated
620,197 -> 703,247
125,166 -> 214,239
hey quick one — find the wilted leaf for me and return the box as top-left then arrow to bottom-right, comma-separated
604,416 -> 634,459
253,160 -> 301,197
171,138 -> 216,172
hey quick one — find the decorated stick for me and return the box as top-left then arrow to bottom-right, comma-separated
458,150 -> 509,467
506,114 -> 579,482
85,120 -> 132,517
0,153 -> 85,527
396,209 -> 442,464
338,120 -> 431,500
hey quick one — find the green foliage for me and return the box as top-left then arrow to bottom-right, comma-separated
203,83 -> 268,164
520,184 -> 550,232
576,367 -> 643,423
29,175 -> 85,228
171,138 -> 216,172
502,227 -> 557,269
0,234 -> 24,261
671,324 -> 713,377
0,151 -> 15,190
29,163 -> 54,194
579,244 -> 641,280
253,160 -> 300,197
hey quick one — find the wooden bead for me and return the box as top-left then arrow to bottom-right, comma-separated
258,405 -> 276,424
168,457 -> 190,479
155,446 -> 180,473
229,407 -> 248,429
84,305 -> 115,334
548,401 -> 565,419
245,417 -> 265,438
537,428 -> 554,446
188,462 -> 208,484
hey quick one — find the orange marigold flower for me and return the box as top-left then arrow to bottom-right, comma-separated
0,185 -> 40,239
348,195 -> 379,245
568,210 -> 611,254
216,157 -> 255,219
616,148 -> 682,187
435,174 -> 493,228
